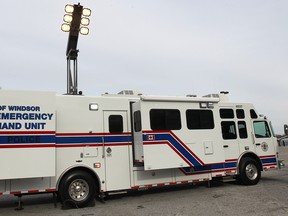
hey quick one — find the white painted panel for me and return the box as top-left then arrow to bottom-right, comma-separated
134,169 -> 173,185
0,90 -> 56,179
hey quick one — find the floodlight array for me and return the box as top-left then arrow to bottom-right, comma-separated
61,4 -> 91,35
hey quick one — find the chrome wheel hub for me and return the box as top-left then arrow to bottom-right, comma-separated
69,179 -> 89,201
245,163 -> 258,180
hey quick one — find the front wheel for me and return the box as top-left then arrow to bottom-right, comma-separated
238,157 -> 261,185
59,170 -> 97,208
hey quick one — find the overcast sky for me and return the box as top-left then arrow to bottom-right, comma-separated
1,0 -> 288,134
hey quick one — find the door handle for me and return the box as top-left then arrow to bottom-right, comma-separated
102,137 -> 105,158
255,143 -> 261,146
223,145 -> 229,148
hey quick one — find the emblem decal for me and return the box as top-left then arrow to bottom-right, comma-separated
261,142 -> 268,152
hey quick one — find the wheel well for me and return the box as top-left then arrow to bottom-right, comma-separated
238,153 -> 263,172
57,166 -> 101,193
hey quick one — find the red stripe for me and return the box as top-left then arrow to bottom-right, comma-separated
45,188 -> 57,192
0,131 -> 55,135
2,143 -> 130,150
143,130 -> 169,133
103,142 -> 132,146
263,163 -> 277,167
143,141 -> 165,145
10,191 -> 21,195
28,190 -> 39,194
260,155 -> 276,159
56,144 -> 101,148
0,144 -> 55,148
167,142 -> 193,166
225,159 -> 238,162
56,132 -> 131,136
144,141 -> 192,166
133,179 -> 213,189
169,130 -> 204,165
180,167 -> 237,176
56,143 -> 131,148
143,130 -> 204,165
223,168 -> 237,172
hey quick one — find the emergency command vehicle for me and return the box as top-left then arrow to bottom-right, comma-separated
0,89 -> 281,208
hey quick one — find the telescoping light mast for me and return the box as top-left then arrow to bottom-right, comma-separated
61,3 -> 91,95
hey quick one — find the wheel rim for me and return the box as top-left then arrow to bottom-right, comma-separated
245,163 -> 258,180
69,179 -> 90,201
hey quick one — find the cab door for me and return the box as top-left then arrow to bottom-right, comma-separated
220,107 -> 240,162
103,111 -> 131,191
252,120 -> 277,163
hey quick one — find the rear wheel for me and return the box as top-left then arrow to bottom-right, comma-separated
238,157 -> 261,185
59,170 -> 97,208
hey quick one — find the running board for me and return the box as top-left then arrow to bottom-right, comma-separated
107,191 -> 128,196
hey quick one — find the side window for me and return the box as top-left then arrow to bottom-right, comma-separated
109,115 -> 123,133
186,110 -> 214,129
150,109 -> 181,130
253,121 -> 271,138
250,109 -> 258,119
236,109 -> 245,119
238,121 -> 248,139
220,109 -> 234,119
134,111 -> 142,132
221,121 -> 237,140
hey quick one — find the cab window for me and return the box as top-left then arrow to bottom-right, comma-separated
253,121 -> 271,138
221,121 -> 237,140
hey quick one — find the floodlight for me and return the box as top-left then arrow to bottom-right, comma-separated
65,4 -> 74,13
61,23 -> 71,32
81,17 -> 90,26
82,8 -> 91,17
61,3 -> 92,94
63,14 -> 73,23
80,27 -> 89,35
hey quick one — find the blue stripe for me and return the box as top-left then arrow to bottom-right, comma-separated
56,136 -> 102,144
104,135 -> 131,143
144,132 -> 202,166
225,161 -> 237,169
261,157 -> 276,164
182,163 -> 225,173
0,135 -> 55,144
56,135 -> 131,144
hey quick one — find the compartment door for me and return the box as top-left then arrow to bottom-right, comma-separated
103,111 -> 130,191
131,102 -> 144,162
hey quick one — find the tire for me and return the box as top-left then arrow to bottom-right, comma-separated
238,157 -> 261,185
59,170 -> 97,208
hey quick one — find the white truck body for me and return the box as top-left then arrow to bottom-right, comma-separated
0,89 -> 280,206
